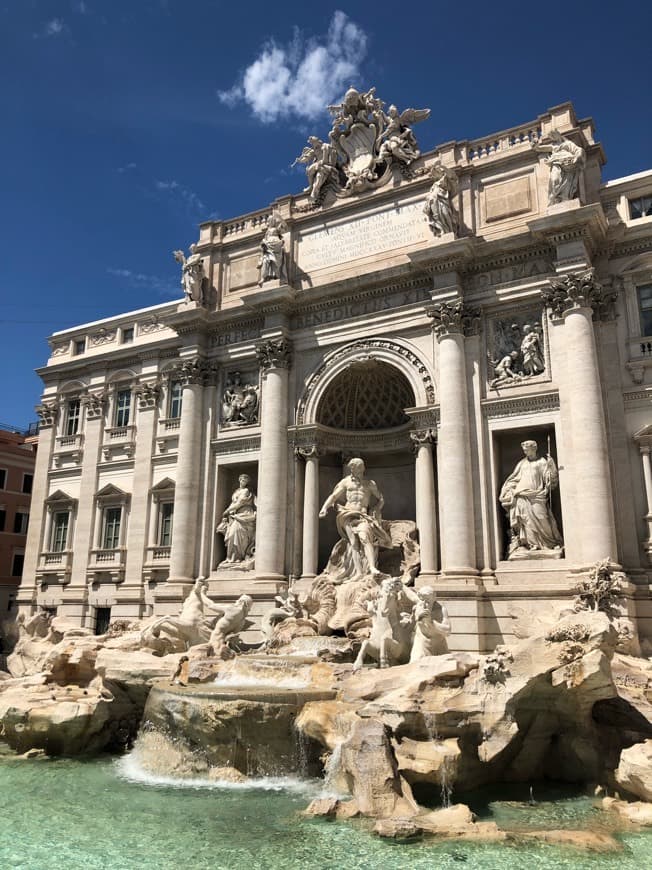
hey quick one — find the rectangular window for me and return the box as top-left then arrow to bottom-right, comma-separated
11,552 -> 24,577
638,284 -> 652,337
51,511 -> 70,552
0,470 -> 6,489
0,509 -> 5,531
115,389 -> 131,428
169,381 -> 183,419
630,196 -> 652,220
13,512 -> 29,535
121,327 -> 134,344
159,502 -> 174,546
73,339 -> 86,356
102,507 -> 122,549
22,474 -> 33,494
65,399 -> 81,436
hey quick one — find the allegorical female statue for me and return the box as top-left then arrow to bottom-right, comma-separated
257,211 -> 287,286
530,130 -> 585,205
216,474 -> 256,568
423,163 -> 458,238
499,440 -> 563,559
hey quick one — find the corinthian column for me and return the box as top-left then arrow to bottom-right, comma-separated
299,446 -> 321,579
410,428 -> 438,578
167,358 -> 211,585
427,300 -> 480,577
542,270 -> 618,564
255,338 -> 292,579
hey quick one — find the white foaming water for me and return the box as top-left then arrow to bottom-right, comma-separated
212,673 -> 309,690
114,752 -> 321,795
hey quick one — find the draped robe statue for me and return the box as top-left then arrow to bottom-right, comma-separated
499,440 -> 563,559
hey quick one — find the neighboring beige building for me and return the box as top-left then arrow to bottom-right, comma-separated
16,100 -> 652,649
0,427 -> 37,616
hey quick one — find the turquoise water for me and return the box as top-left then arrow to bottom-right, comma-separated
2,755 -> 652,870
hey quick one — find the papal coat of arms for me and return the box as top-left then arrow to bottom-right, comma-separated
293,86 -> 430,206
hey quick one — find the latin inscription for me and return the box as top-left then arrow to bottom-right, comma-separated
466,258 -> 551,291
290,285 -> 431,331
211,325 -> 261,347
298,200 -> 429,272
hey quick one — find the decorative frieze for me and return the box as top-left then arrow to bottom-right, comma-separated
89,328 -> 117,347
426,300 -> 481,338
255,338 -> 293,373
410,428 -> 437,451
541,269 -> 618,321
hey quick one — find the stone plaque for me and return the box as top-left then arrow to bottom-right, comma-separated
298,200 -> 430,273
227,253 -> 258,292
484,176 -> 532,223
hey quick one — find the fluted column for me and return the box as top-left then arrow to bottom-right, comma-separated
427,301 -> 480,576
542,270 -> 618,564
255,338 -> 292,578
299,446 -> 321,579
168,358 -> 211,584
410,428 -> 438,577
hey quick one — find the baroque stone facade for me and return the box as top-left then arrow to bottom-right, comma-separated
16,100 -> 652,651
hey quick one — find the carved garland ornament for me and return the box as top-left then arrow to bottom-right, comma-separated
81,392 -> 107,420
297,339 -> 435,426
36,401 -> 59,428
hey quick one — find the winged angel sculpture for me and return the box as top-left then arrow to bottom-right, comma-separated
294,86 -> 430,203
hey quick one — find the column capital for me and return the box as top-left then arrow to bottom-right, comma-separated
542,268 -> 618,322
256,337 -> 293,373
296,444 -> 323,460
426,299 -> 481,339
80,391 -> 107,420
35,400 -> 60,428
171,357 -> 215,387
134,379 -> 161,410
410,428 -> 437,451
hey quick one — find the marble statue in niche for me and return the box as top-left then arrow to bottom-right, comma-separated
216,475 -> 257,569
221,372 -> 260,426
530,130 -> 585,205
499,439 -> 563,560
488,311 -> 545,388
257,211 -> 288,285
319,457 -> 392,582
423,162 -> 459,238
173,244 -> 204,304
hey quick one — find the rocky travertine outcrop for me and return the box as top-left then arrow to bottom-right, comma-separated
0,620 -> 183,755
615,740 -> 652,802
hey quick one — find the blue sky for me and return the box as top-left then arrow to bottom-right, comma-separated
1,0 -> 651,427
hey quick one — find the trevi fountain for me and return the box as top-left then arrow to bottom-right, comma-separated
3,88 -> 652,869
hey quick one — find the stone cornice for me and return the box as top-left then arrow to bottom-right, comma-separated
527,203 -> 608,258
212,434 -> 261,455
481,391 -> 560,418
408,237 -> 476,274
288,423 -> 413,454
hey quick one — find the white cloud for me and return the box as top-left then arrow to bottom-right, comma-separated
218,11 -> 367,123
33,18 -> 66,38
117,162 -> 137,173
76,2 -> 88,14
107,268 -> 177,298
155,179 -> 206,215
